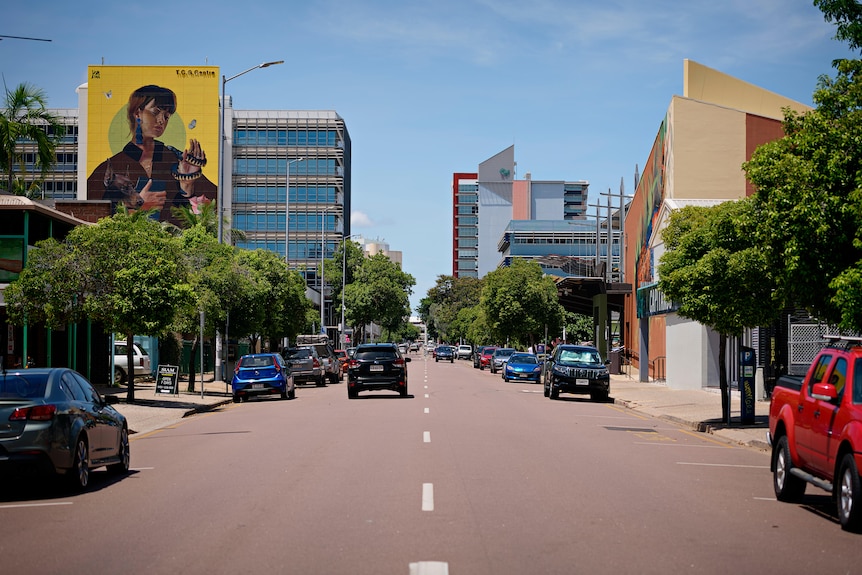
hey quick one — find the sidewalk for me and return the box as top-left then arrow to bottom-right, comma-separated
608,373 -> 772,452
95,375 -> 234,436
98,367 -> 773,452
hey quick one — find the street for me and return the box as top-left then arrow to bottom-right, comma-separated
2,355 -> 861,574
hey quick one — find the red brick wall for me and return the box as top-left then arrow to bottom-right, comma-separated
53,201 -> 112,223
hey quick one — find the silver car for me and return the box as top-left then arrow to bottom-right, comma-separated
490,348 -> 516,374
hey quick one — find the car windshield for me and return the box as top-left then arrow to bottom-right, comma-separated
559,349 -> 602,364
240,355 -> 275,368
509,354 -> 537,364
494,349 -> 515,357
355,348 -> 398,360
285,349 -> 311,359
0,373 -> 49,399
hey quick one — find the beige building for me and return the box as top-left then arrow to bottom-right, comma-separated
624,60 -> 811,392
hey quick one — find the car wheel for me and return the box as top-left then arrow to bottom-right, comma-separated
316,376 -> 326,387
67,435 -> 90,491
450,359 -> 454,363
288,388 -> 296,400
348,389 -> 357,399
773,435 -> 806,502
435,358 -> 438,362
543,382 -> 550,397
108,426 -> 130,475
281,388 -> 288,400
113,366 -> 126,386
549,385 -> 559,400
838,453 -> 862,531
401,386 -> 408,397
232,394 -> 241,403
590,390 -> 609,402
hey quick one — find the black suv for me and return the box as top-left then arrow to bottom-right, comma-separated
543,344 -> 610,401
347,343 -> 411,398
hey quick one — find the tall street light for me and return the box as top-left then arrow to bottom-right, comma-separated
217,60 -> 283,244
319,205 -> 338,335
216,60 -> 282,382
341,234 -> 359,348
284,157 -> 304,264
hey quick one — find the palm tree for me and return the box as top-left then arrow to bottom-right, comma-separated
169,200 -> 247,243
0,82 -> 65,195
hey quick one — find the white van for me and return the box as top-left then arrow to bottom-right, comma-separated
113,342 -> 151,384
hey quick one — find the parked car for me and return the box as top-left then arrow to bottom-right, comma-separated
0,367 -> 129,490
479,346 -> 498,370
456,344 -> 473,360
769,341 -> 862,531
502,353 -> 542,383
435,345 -> 455,363
113,342 -> 151,384
334,349 -> 350,376
347,343 -> 411,398
490,348 -> 516,374
473,346 -> 487,369
295,335 -> 341,384
282,347 -> 325,386
231,353 -> 295,403
543,344 -> 610,401
398,343 -> 409,354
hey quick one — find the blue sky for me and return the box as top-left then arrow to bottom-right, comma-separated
2,1 -> 856,311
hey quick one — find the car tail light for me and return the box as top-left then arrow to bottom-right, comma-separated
313,358 -> 321,368
393,358 -> 405,367
235,363 -> 241,374
10,404 -> 57,421
349,359 -> 359,368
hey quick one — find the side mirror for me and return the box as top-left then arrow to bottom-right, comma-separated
405,357 -> 412,363
104,394 -> 120,405
811,382 -> 838,402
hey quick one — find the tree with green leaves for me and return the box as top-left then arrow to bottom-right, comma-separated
343,252 -> 415,341
234,248 -> 309,348
6,210 -> 191,401
744,55 -> 862,332
0,82 -> 65,196
175,224 -> 250,391
480,259 -> 564,349
323,238 -> 365,336
421,275 -> 483,342
658,200 -> 779,421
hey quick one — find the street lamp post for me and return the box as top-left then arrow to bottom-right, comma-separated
216,60 -> 282,382
218,60 -> 283,244
341,234 -> 358,348
319,205 -> 337,336
284,157 -> 304,264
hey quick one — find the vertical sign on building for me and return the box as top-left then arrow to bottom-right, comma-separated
86,65 -> 219,227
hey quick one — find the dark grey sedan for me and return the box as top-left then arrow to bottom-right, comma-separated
0,368 -> 129,490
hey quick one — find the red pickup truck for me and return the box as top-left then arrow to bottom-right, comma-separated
769,341 -> 862,531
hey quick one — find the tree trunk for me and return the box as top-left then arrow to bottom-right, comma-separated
187,338 -> 198,392
125,333 -> 136,403
719,333 -> 730,424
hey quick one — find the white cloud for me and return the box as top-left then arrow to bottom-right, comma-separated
351,211 -> 374,227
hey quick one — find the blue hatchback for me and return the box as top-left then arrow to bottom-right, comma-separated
231,353 -> 295,402
502,353 -> 542,383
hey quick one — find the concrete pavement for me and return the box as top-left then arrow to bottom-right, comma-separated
98,362 -> 773,452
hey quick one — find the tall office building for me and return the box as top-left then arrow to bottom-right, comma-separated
452,172 -> 478,278
229,109 -> 351,295
456,145 -> 593,279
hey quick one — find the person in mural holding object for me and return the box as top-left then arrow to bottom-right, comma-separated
87,84 -> 216,224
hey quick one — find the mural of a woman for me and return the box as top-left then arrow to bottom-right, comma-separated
87,85 -> 216,224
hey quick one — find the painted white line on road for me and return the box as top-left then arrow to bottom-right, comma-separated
425,393 -> 430,398
634,442 -> 727,448
422,483 -> 434,511
424,431 -> 431,443
131,467 -> 155,471
520,390 -> 543,393
0,502 -> 74,509
424,385 -> 428,389
424,407 -> 430,414
409,561 -> 449,575
677,462 -> 768,469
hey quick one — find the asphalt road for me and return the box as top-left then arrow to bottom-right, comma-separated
2,356 -> 862,574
